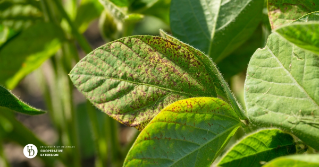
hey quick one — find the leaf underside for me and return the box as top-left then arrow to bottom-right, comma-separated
268,0 -> 319,29
0,86 -> 45,115
264,154 -> 319,167
70,36 -> 219,130
218,129 -> 296,167
124,97 -> 241,167
245,33 -> 319,150
170,0 -> 263,62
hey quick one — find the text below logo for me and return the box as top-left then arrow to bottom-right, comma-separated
23,144 -> 38,158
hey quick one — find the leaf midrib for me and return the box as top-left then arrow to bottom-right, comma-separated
219,140 -> 294,165
69,73 -> 197,97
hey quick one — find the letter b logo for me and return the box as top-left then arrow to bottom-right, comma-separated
23,144 -> 37,158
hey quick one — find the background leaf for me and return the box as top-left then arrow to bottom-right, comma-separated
170,0 -> 263,62
0,86 -> 45,115
70,36 -> 219,130
275,22 -> 319,55
0,0 -> 43,31
217,129 -> 296,167
124,97 -> 241,167
245,33 -> 319,150
268,0 -> 319,29
0,22 -> 65,89
295,11 -> 319,23
130,0 -> 171,25
218,24 -> 263,79
74,0 -> 104,33
263,154 -> 319,167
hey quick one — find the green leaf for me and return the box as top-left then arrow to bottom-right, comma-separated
295,11 -> 319,23
124,97 -> 241,167
129,0 -> 158,11
130,0 -> 171,25
218,24 -> 263,79
0,22 -> 65,89
74,0 -> 104,33
263,154 -> 319,167
99,0 -> 126,21
268,0 -> 319,29
110,0 -> 133,7
0,0 -> 43,31
0,86 -> 45,115
245,33 -> 319,150
275,22 -> 319,55
160,29 -> 247,121
0,25 -> 16,47
217,129 -> 296,167
70,36 -> 219,130
170,0 -> 263,62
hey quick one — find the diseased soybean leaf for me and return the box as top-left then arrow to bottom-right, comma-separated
245,33 -> 319,150
69,36 -> 219,130
170,0 -> 263,62
263,154 -> 319,167
0,22 -> 65,89
295,11 -> 319,23
275,22 -> 319,55
268,0 -> 319,29
0,86 -> 45,115
75,0 -> 104,33
124,97 -> 241,167
0,0 -> 43,31
217,129 -> 296,167
160,29 -> 247,121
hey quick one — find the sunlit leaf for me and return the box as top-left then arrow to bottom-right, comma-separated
0,86 -> 45,115
70,36 -> 219,130
124,97 -> 241,167
0,22 -> 65,89
217,129 -> 296,167
263,154 -> 319,167
275,22 -> 319,55
170,0 -> 263,62
245,33 -> 319,150
268,0 -> 319,29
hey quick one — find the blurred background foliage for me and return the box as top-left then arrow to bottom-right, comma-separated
0,0 -> 270,166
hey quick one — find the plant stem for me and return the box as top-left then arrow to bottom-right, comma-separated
52,0 -> 92,54
0,139 -> 9,167
107,118 -> 123,167
86,103 -> 109,167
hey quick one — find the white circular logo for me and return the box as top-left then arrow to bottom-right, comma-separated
23,144 -> 38,158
